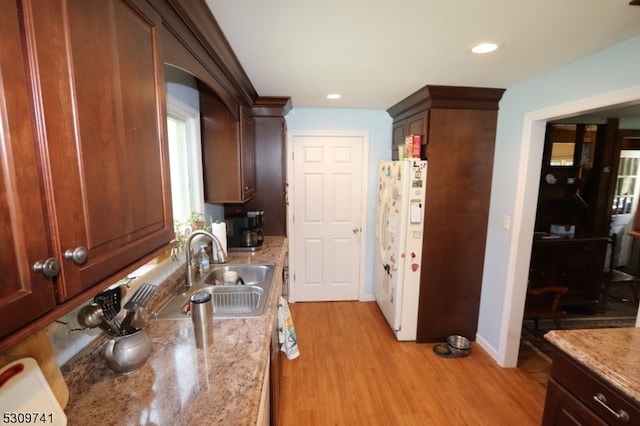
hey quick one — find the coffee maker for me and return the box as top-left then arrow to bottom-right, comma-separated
225,211 -> 264,251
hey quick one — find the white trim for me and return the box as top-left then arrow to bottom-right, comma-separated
286,130 -> 370,303
166,94 -> 204,218
497,85 -> 640,367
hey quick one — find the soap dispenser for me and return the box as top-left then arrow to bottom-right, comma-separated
199,245 -> 210,273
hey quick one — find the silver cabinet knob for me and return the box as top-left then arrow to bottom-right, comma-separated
64,246 -> 88,265
33,257 -> 60,278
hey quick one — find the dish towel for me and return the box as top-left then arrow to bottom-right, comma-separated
277,296 -> 300,360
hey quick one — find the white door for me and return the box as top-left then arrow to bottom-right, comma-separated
289,132 -> 366,301
611,150 -> 640,266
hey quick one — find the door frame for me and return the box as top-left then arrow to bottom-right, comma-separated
499,86 -> 640,367
286,130 -> 370,303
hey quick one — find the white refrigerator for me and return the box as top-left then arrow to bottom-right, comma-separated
374,160 -> 427,341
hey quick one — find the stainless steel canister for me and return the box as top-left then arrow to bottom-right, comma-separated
190,292 -> 213,348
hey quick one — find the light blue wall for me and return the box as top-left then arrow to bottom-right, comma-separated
286,108 -> 392,298
478,36 -> 640,355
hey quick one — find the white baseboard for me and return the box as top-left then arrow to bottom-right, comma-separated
360,293 -> 376,302
475,333 -> 500,363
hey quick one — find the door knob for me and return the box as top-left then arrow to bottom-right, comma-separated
64,246 -> 88,265
33,257 -> 60,278
353,227 -> 362,234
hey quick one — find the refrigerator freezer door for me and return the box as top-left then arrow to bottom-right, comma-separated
374,160 -> 427,341
374,161 -> 408,333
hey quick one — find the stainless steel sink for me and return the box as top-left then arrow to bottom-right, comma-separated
156,264 -> 275,319
204,264 -> 273,286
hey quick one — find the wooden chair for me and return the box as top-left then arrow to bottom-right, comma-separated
523,286 -> 569,337
600,233 -> 640,312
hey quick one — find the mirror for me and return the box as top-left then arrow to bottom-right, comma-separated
547,124 -> 577,166
546,123 -> 599,168
550,142 -> 575,166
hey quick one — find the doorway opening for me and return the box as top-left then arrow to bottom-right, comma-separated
499,85 -> 640,370
517,117 -> 640,385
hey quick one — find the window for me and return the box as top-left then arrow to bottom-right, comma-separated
166,95 -> 204,224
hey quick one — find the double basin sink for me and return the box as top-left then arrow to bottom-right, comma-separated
156,264 -> 275,320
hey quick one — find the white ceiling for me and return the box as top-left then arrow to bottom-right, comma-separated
205,0 -> 640,111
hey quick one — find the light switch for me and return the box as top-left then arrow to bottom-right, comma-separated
502,214 -> 511,231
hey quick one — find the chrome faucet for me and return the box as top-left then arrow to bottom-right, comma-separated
185,229 -> 228,288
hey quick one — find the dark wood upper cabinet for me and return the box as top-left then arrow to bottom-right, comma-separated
28,0 -> 174,302
0,0 -> 174,349
0,0 -> 57,342
392,110 -> 428,159
0,0 -> 289,349
200,88 -> 256,203
225,97 -> 292,236
240,106 -> 257,201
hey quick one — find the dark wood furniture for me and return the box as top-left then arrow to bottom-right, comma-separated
536,123 -> 606,238
537,121 -> 638,240
543,350 -> 639,425
387,85 -> 505,343
523,286 -> 569,335
0,0 -> 174,349
529,237 -> 608,314
535,165 -> 588,236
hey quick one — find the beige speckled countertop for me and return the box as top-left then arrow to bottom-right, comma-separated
545,327 -> 640,404
60,236 -> 287,425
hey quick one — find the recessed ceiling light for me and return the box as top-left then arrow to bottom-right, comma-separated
327,93 -> 342,100
470,42 -> 501,55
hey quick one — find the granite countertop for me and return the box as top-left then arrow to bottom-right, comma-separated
545,327 -> 640,404
61,236 -> 287,425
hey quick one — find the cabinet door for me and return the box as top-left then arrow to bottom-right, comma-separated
391,120 -> 406,160
0,0 -> 57,339
201,91 -> 255,203
227,114 -> 288,235
201,89 -> 240,203
28,0 -> 173,301
240,107 -> 256,200
543,379 -> 608,426
391,110 -> 429,160
406,110 -> 428,136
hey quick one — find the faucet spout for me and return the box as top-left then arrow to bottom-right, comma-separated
185,229 -> 228,288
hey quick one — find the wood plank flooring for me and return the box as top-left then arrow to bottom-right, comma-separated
518,340 -> 552,388
278,301 -> 546,425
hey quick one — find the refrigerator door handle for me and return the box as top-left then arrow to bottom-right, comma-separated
377,202 -> 389,263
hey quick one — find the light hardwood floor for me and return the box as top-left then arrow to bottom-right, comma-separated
278,301 -> 546,425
